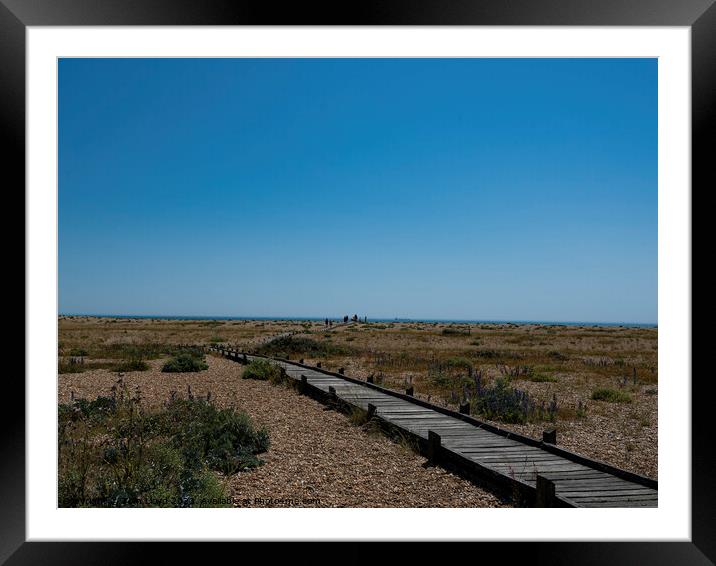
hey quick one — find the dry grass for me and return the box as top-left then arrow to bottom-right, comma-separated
59,316 -> 658,480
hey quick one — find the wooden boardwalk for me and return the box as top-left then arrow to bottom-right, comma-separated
212,347 -> 657,508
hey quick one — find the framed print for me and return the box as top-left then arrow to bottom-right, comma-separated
6,0 -> 710,563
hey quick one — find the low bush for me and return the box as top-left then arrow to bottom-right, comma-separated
241,359 -> 285,385
58,380 -> 268,507
442,327 -> 470,336
113,358 -> 150,372
58,357 -> 86,374
470,378 -> 557,424
255,336 -> 349,359
471,349 -> 502,359
525,372 -> 558,383
591,388 -> 633,403
68,347 -> 88,357
91,342 -> 204,361
162,352 -> 208,373
547,350 -> 568,361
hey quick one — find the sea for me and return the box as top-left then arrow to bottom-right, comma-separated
60,314 -> 657,329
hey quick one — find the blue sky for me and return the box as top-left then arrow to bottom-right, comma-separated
59,58 -> 657,323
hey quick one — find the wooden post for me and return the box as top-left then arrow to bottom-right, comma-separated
536,475 -> 556,507
367,375 -> 374,384
367,403 -> 376,419
242,353 -> 247,364
338,367 -> 344,375
543,428 -> 557,445
427,431 -> 441,463
406,385 -> 414,396
459,401 -> 470,415
299,358 -> 304,365
328,386 -> 337,404
317,362 -> 322,368
300,374 -> 308,394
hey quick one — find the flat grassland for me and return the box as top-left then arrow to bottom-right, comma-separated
59,316 -> 657,502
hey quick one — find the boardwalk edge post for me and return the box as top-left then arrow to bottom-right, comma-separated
328,385 -> 337,405
427,430 -> 441,463
535,475 -> 556,508
367,403 -> 376,420
543,428 -> 557,445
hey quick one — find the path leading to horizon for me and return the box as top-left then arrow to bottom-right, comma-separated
212,347 -> 657,508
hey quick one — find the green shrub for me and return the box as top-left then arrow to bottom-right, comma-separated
155,396 -> 270,475
208,336 -> 226,343
58,357 -> 86,374
112,358 -> 150,372
472,349 -> 501,359
256,336 -> 349,358
162,352 -> 208,373
445,356 -> 473,370
471,378 -> 557,424
526,373 -> 558,383
591,388 -> 633,403
242,359 -> 285,385
91,342 -> 203,361
68,347 -> 88,357
442,327 -> 470,336
58,380 -> 268,507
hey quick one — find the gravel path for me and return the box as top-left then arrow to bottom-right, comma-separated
58,355 -> 508,508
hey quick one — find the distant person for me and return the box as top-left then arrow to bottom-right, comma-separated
344,315 -> 348,323
352,314 -> 358,322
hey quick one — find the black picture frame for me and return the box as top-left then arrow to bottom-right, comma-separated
6,1 -> 709,563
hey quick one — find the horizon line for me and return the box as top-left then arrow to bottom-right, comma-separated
58,313 -> 658,327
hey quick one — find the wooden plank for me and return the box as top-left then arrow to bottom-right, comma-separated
579,499 -> 658,508
560,488 -> 656,496
557,481 -> 647,490
566,494 -> 658,503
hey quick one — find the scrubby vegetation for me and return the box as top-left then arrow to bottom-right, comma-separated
241,359 -> 286,385
470,377 -> 557,424
58,357 -> 89,374
162,350 -> 209,373
591,388 -> 633,403
442,327 -> 470,336
58,356 -> 148,374
256,336 -> 350,359
58,379 -> 269,507
112,358 -> 150,372
525,372 -> 558,383
58,316 -> 659,478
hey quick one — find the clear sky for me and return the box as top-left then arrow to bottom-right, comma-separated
59,58 -> 657,323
